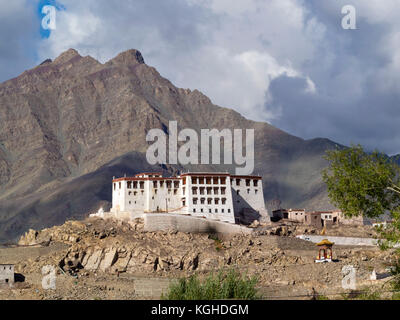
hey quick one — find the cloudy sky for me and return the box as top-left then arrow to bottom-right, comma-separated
1,0 -> 400,154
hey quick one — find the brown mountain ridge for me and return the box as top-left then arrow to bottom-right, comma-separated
0,48 -> 340,242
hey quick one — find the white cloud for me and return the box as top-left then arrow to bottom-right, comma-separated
36,0 -> 322,123
2,0 -> 400,153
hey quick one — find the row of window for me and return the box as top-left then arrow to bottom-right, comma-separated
115,178 -> 260,191
191,177 -> 227,185
236,189 -> 259,195
128,189 -> 179,196
231,179 -> 259,187
193,197 -> 227,205
192,187 -> 226,195
190,177 -> 259,187
193,208 -> 231,214
152,181 -> 180,189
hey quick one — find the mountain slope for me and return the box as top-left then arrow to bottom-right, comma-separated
0,48 -> 339,242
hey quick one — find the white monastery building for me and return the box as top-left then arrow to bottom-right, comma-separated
111,172 -> 267,224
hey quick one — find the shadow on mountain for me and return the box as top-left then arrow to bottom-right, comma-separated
0,152 -> 174,243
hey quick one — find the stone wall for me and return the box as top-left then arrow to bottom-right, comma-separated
143,213 -> 253,235
296,235 -> 382,247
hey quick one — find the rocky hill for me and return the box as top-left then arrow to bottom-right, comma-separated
1,217 -> 392,300
0,48 -> 340,242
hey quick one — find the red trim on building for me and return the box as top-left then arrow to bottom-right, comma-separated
113,172 -> 262,182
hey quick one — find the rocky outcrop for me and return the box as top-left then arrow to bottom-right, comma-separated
17,217 -> 311,276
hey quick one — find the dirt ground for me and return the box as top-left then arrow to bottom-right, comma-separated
0,218 -> 397,300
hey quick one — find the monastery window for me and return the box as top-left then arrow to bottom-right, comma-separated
129,191 -> 132,196
127,181 -> 132,189
183,187 -> 186,194
247,189 -> 250,194
220,178 -> 226,184
236,179 -> 240,186
182,200 -> 186,206
209,209 -> 212,213
237,190 -> 240,195
129,201 -> 131,204
207,187 -> 212,195
153,181 -> 158,188
193,209 -> 196,213
183,177 -> 186,185
199,178 -> 204,184
213,177 -> 218,184
255,189 -> 258,194
192,177 -> 197,184
215,198 -> 220,205
207,198 -> 212,205
200,198 -> 206,204
253,179 -> 258,187
193,198 -> 198,205
246,179 -> 250,187
160,181 -> 164,188
133,181 -> 138,188
192,187 -> 197,195
201,209 -> 204,213
139,182 -> 144,189
152,196 -> 154,200
222,198 -> 226,205
214,187 -> 219,195
206,178 -> 211,184
168,189 -> 171,195
174,189 -> 178,195
215,209 -> 218,213
141,191 -> 144,195
119,182 -> 121,189
114,183 -> 116,191
221,187 -> 226,195
228,209 -> 231,213
174,181 -> 179,188
221,209 -> 224,213
134,191 -> 137,196
154,189 -> 158,195
166,181 -> 172,188
200,187 -> 205,195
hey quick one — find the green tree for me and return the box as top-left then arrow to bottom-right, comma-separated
322,144 -> 400,219
322,145 -> 400,290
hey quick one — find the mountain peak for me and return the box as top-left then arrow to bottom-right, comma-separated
107,49 -> 145,66
53,48 -> 82,64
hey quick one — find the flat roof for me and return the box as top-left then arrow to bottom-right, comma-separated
113,177 -> 181,182
181,173 -> 262,179
134,172 -> 163,176
113,172 -> 262,182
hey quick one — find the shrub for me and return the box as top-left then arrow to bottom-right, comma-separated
162,269 -> 260,300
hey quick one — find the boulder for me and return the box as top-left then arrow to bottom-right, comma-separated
83,249 -> 104,271
99,248 -> 118,272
